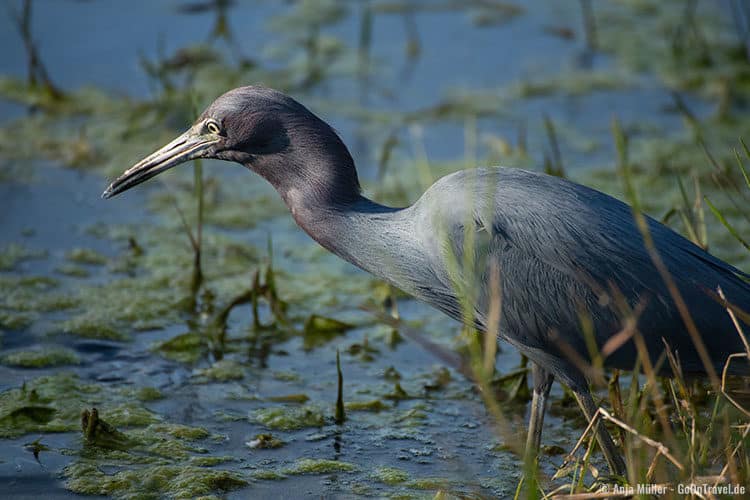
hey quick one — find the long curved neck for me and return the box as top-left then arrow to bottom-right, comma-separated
245,119 -> 430,293
286,191 -> 427,295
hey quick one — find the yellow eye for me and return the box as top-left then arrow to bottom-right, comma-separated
206,120 -> 221,135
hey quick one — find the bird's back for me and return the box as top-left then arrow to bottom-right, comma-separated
411,167 -> 750,388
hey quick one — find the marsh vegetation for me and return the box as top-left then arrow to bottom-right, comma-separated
0,0 -> 749,498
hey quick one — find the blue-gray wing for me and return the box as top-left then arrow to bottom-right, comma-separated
416,167 -> 750,386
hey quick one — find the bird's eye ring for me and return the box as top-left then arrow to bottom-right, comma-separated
206,120 -> 221,135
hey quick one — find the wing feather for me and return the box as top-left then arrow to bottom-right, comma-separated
416,167 -> 750,379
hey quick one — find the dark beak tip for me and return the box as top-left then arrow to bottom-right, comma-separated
99,130 -> 213,201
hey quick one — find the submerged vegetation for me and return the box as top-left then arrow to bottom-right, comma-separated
0,0 -> 749,498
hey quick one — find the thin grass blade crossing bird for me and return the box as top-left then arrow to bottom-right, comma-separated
103,86 -> 750,477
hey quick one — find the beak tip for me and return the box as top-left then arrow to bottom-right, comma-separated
101,129 -> 213,201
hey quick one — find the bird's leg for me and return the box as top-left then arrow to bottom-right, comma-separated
525,363 -> 554,464
572,388 -> 627,477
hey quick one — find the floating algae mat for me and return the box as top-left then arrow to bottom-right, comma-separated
0,373 -> 158,439
1,1 -> 750,498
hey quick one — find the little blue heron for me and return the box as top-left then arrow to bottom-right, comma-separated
103,86 -> 750,476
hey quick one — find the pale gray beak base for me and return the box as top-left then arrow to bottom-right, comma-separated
102,128 -> 218,199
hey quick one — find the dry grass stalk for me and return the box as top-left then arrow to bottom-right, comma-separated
559,406 -> 684,476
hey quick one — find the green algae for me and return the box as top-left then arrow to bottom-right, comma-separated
302,314 -> 354,350
63,462 -> 248,499
0,373 -> 97,438
135,387 -> 164,402
0,310 -> 36,330
0,274 -> 59,292
373,465 -> 410,485
0,373 -> 164,438
252,405 -> 326,431
267,393 -> 310,403
81,408 -> 135,451
53,219 -> 263,343
0,79 -> 197,177
65,248 -> 107,265
384,382 -> 410,400
194,359 -> 245,382
406,477 -> 451,490
423,366 -> 452,391
58,314 -> 128,341
120,425 -> 215,460
394,407 -> 429,427
383,366 -> 402,381
347,341 -> 380,363
345,399 -> 389,412
251,469 -> 287,481
304,314 -> 353,334
155,331 -> 207,364
0,345 -> 80,368
57,275 -> 183,337
55,263 -> 91,278
148,423 -> 210,441
1,276 -> 79,315
282,458 -> 357,475
597,0 -> 748,97
189,455 -> 235,466
0,77 -> 107,114
89,402 -> 160,428
148,188 -> 283,231
271,370 -> 300,382
0,243 -> 47,271
246,433 -> 285,449
0,1 -> 748,496
62,409 -> 245,498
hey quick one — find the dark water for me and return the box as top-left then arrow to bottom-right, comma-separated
0,1 -> 744,498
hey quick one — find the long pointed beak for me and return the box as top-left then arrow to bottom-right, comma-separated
102,127 -> 219,199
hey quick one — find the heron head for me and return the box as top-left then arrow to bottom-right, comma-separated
103,86 -> 359,203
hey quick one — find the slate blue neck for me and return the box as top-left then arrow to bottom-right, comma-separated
244,124 -> 430,295
286,191 -> 426,295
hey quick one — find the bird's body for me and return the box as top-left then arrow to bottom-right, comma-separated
294,166 -> 750,390
104,86 -> 750,476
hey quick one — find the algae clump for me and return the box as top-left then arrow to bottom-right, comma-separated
283,458 -> 357,475
373,465 -> 410,485
65,248 -> 107,265
267,393 -> 310,403
189,455 -> 235,466
135,386 -> 164,402
0,373 -> 100,438
0,311 -> 36,330
0,243 -> 47,271
252,405 -> 325,430
1,345 -> 80,368
194,359 -> 245,382
0,373 -> 160,438
251,469 -> 287,481
81,408 -> 134,450
64,410 -> 245,498
345,399 -> 389,412
149,423 -> 210,440
63,462 -> 247,499
246,433 -> 285,449
55,263 -> 91,278
155,331 -> 206,364
406,478 -> 451,490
